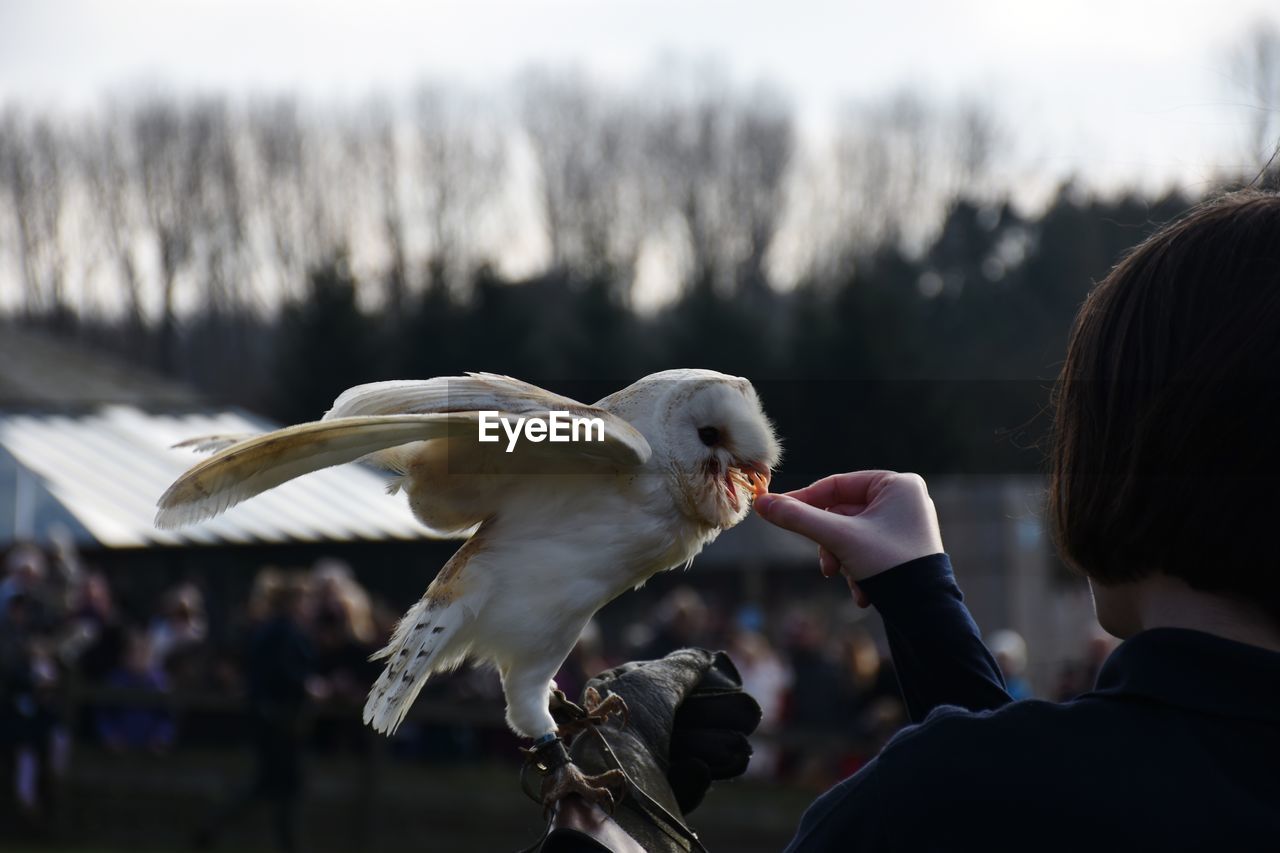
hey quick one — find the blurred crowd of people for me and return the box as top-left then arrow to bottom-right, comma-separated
0,538 -> 395,827
1,538 -> 1117,830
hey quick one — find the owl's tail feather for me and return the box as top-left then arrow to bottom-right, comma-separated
362,594 -> 472,736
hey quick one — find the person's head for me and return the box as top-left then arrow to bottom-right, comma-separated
4,543 -> 47,590
309,557 -> 375,643
270,574 -> 309,622
659,586 -> 708,643
1049,190 -> 1280,635
80,571 -> 114,618
249,566 -> 307,623
248,567 -> 283,622
840,627 -> 883,687
163,583 -> 204,626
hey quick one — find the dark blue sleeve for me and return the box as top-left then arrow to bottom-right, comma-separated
858,553 -> 1012,723
785,555 -> 1012,851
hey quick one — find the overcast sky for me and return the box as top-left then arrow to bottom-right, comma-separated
1,0 -> 1276,190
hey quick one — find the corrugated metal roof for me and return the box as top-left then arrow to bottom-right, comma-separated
0,406 -> 434,548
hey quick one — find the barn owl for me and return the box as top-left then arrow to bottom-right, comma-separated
156,369 -> 777,798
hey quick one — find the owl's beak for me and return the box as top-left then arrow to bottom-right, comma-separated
743,462 -> 771,499
723,461 -> 772,512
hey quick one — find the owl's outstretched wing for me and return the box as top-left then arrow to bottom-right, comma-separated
155,374 -> 651,530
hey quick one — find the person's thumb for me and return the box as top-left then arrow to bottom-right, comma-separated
755,494 -> 853,552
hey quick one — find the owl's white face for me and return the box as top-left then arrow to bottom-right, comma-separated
661,376 -> 781,529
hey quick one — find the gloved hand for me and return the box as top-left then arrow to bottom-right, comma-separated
529,648 -> 761,852
589,649 -> 762,814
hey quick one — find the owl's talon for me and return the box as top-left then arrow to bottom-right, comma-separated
556,689 -> 629,742
523,733 -> 627,817
541,763 -> 627,818
548,688 -> 586,725
587,690 -> 630,730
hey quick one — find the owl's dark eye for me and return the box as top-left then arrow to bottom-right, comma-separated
698,426 -> 720,447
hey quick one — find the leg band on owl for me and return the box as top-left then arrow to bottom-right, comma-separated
529,735 -> 570,771
531,732 -> 559,749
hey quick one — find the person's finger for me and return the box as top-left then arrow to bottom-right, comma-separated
819,546 -> 839,577
783,471 -> 897,510
755,493 -> 855,548
822,543 -> 869,605
847,578 -> 870,608
825,503 -> 867,518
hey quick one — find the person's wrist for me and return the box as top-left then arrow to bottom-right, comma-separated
857,553 -> 954,604
838,539 -> 945,581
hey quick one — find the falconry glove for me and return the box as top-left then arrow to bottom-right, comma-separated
525,648 -> 762,853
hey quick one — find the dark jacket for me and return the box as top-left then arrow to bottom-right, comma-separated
785,554 -> 1280,852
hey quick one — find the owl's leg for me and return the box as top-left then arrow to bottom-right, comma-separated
525,732 -> 626,817
507,670 -> 626,814
502,668 -> 561,740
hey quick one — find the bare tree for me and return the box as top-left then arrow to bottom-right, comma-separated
644,81 -> 794,297
359,102 -> 410,313
245,98 -> 353,302
813,90 -> 1004,274
132,98 -> 207,368
30,119 -> 69,320
520,72 -> 653,291
0,67 -> 1014,344
246,97 -> 310,300
80,110 -> 146,331
646,93 -> 720,290
952,98 -> 1003,191
0,111 -> 40,315
186,99 -> 250,317
413,85 -> 506,295
0,112 -> 69,319
722,90 -> 793,294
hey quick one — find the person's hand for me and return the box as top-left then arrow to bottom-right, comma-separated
754,470 -> 944,607
529,649 -> 761,852
574,649 -> 761,814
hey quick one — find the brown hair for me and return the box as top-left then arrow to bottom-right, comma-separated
1050,190 -> 1280,618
